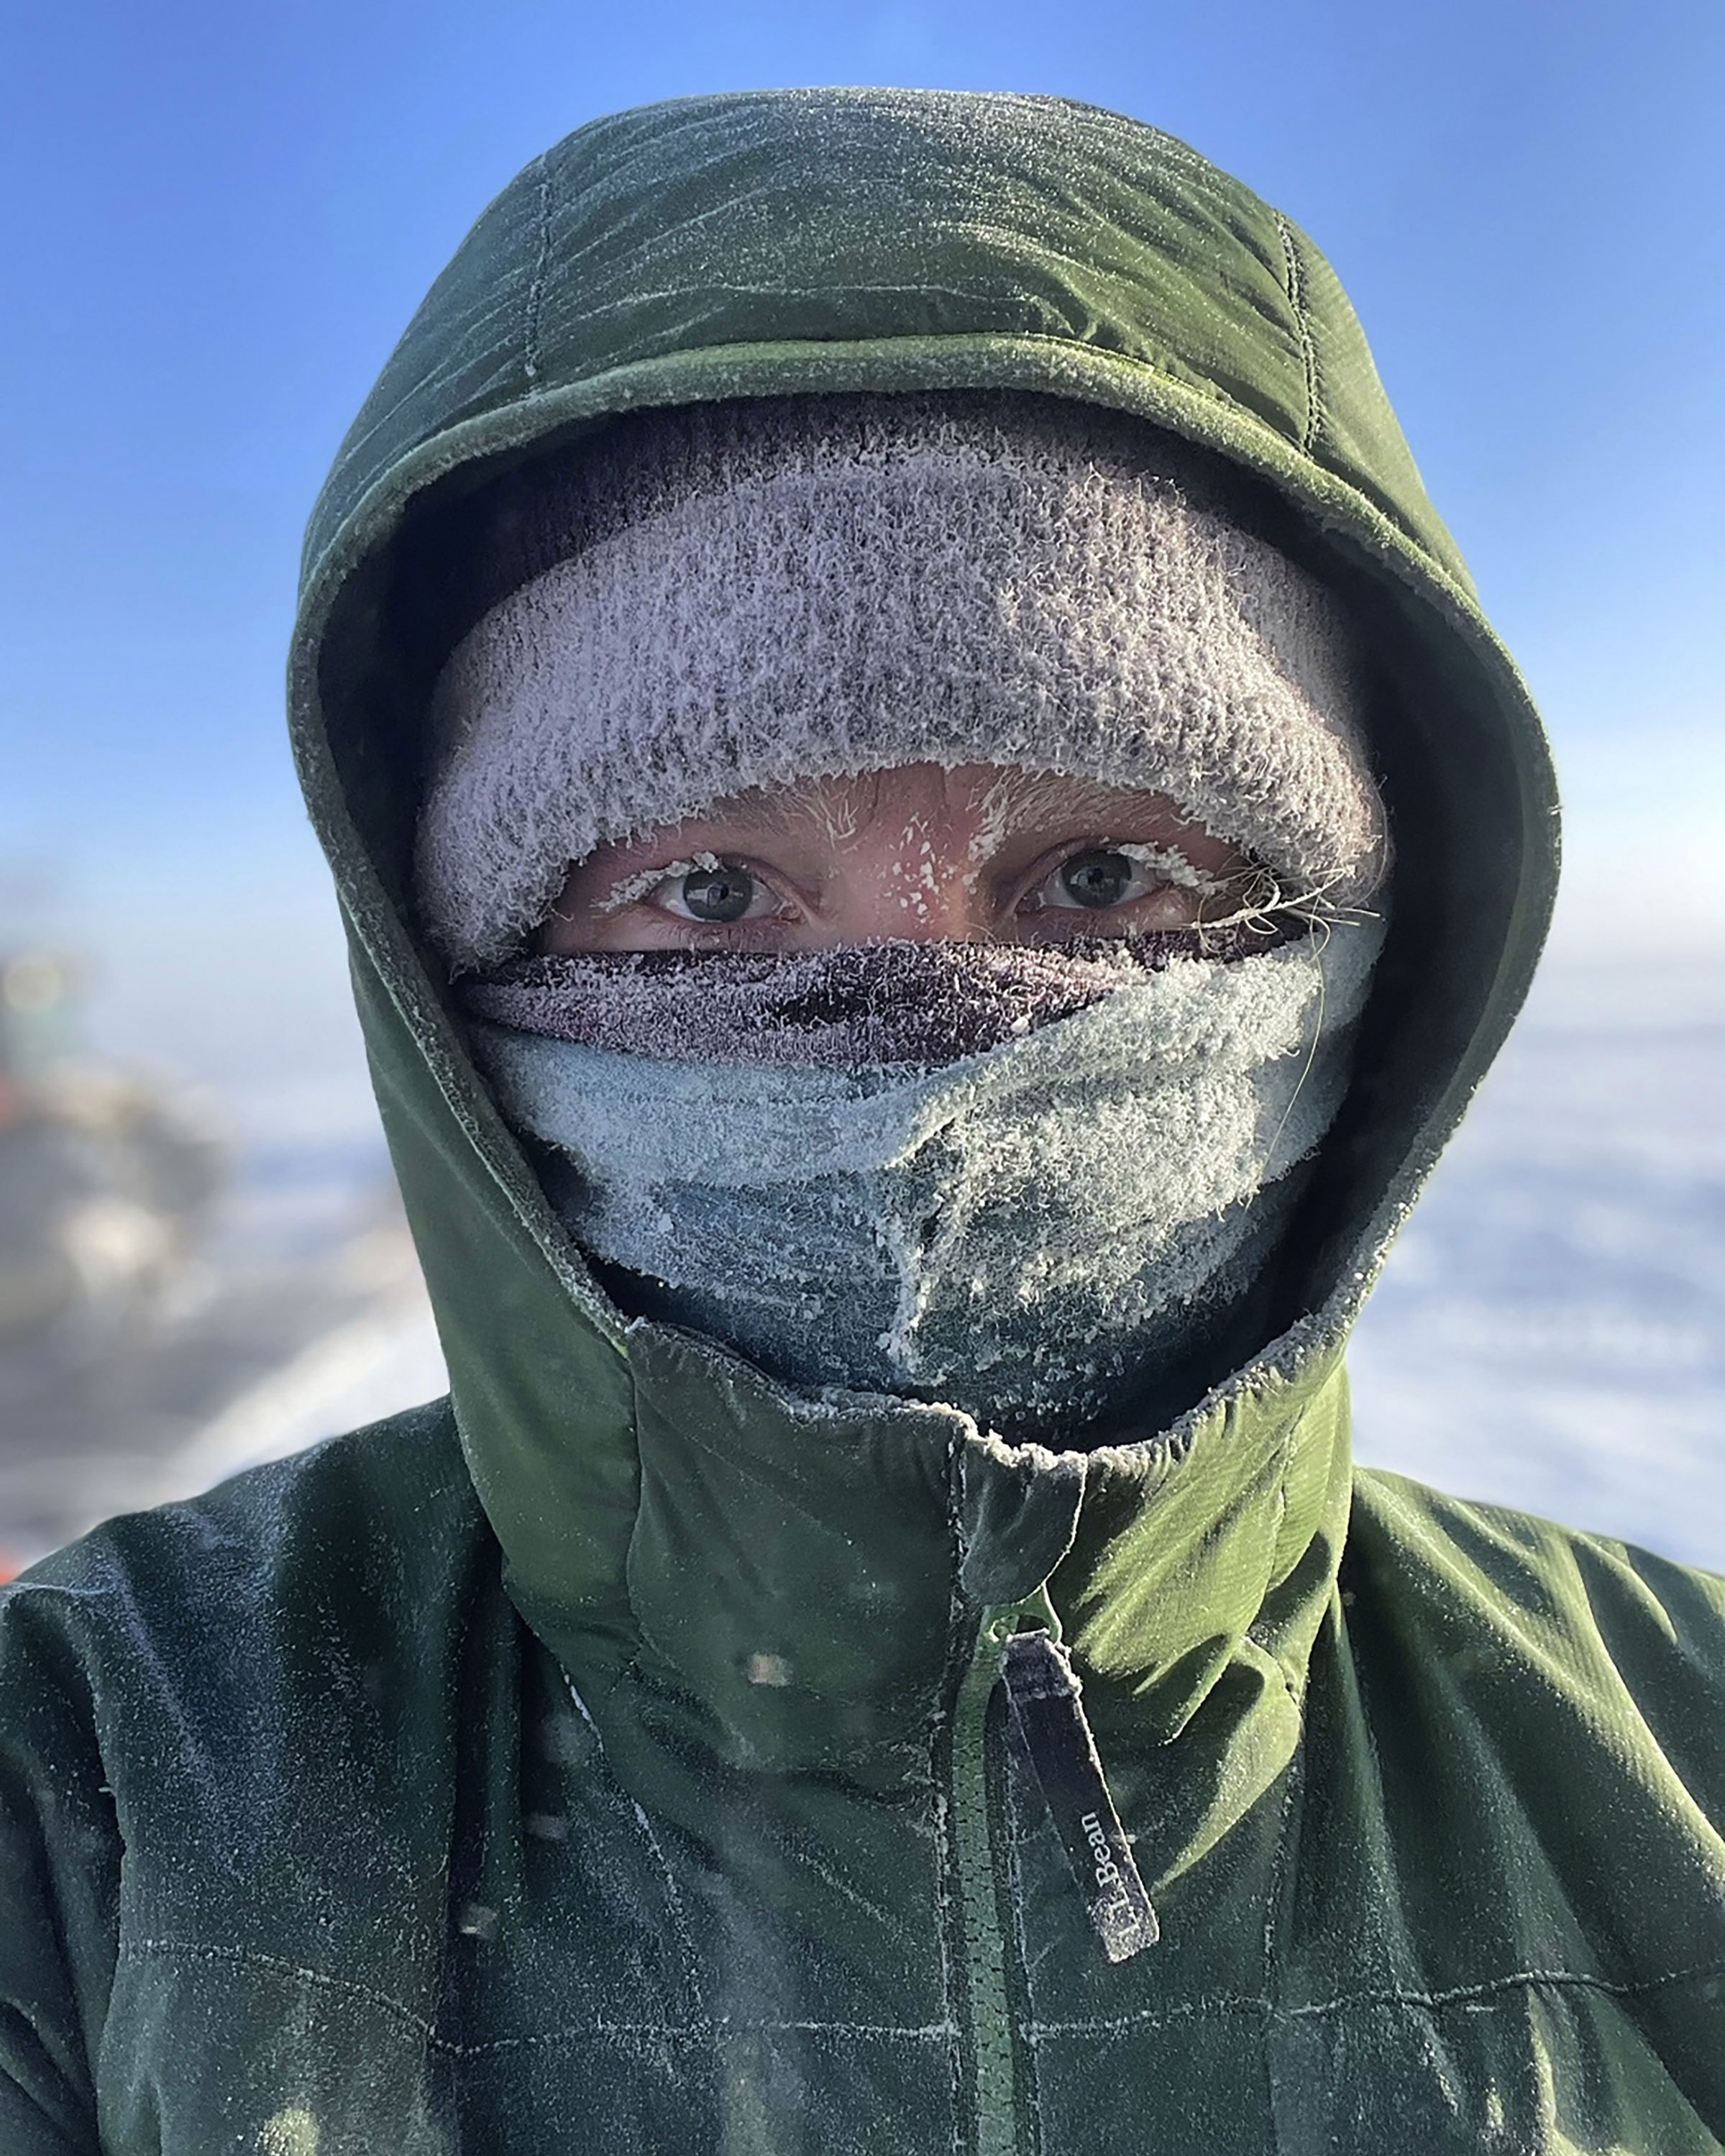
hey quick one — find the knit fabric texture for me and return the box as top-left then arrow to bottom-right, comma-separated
414,394 -> 1388,972
459,923 -> 1302,1069
470,918 -> 1384,1441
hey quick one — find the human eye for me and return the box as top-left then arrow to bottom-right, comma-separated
1035,848 -> 1147,912
616,854 -> 791,929
1019,841 -> 1225,926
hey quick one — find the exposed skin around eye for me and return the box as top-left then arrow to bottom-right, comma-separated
537,762 -> 1257,955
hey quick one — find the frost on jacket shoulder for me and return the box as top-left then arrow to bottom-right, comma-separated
2,1412 -> 1724,2152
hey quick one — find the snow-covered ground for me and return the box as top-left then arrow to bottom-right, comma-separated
1348,941 -> 1724,1569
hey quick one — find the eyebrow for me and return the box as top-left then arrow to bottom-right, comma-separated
969,768 -> 1199,833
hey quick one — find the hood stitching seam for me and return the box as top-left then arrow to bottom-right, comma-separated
1274,215 -> 1319,460
523,152 -> 554,390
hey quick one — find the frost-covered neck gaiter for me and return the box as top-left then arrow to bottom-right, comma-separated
467,921 -> 1383,1443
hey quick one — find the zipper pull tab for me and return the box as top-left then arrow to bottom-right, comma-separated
1002,1630 -> 1160,1963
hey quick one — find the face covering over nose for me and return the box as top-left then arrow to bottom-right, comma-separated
467,921 -> 1383,1443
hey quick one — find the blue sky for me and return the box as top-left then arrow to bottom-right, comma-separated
2,0 -> 1721,967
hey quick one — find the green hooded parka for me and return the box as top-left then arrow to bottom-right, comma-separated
4,88 -> 1724,2156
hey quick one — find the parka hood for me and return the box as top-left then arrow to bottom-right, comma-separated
288,90 -> 1557,1821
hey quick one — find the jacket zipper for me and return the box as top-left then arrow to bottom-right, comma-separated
951,1602 -> 1024,2156
951,1591 -> 1161,2156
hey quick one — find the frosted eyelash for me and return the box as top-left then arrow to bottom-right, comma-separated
592,852 -> 725,915
1109,842 -> 1232,897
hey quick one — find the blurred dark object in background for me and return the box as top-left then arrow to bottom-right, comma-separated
0,938 -> 443,1573
1,947 -> 225,1349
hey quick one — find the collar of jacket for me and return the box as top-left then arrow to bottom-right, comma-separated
296,88 -> 1559,1837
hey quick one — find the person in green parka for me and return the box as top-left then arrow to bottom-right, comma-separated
2,86 -> 1723,2156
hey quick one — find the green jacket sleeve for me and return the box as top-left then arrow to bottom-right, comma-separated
0,1573 -> 122,2153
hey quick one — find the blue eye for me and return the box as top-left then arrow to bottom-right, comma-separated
679,867 -> 756,922
1057,850 -> 1135,909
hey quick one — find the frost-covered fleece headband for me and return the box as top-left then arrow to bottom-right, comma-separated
413,393 -> 1388,972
